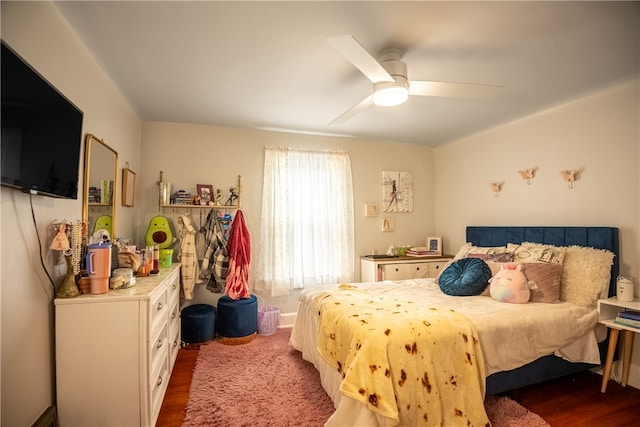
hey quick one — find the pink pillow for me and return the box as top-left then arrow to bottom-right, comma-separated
486,261 -> 562,303
523,263 -> 562,303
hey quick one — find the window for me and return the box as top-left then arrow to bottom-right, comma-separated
255,147 -> 355,296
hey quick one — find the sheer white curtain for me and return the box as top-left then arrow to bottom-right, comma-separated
255,146 -> 355,296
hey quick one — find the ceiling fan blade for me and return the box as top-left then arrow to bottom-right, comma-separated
327,35 -> 394,84
329,94 -> 374,125
409,81 -> 502,100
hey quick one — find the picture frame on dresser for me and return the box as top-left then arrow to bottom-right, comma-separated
426,236 -> 442,256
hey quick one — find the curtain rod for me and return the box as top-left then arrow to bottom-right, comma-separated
264,146 -> 349,154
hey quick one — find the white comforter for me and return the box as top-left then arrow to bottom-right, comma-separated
290,278 -> 602,426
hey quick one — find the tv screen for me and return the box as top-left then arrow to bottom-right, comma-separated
1,40 -> 83,199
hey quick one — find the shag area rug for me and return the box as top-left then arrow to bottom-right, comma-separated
183,327 -> 549,427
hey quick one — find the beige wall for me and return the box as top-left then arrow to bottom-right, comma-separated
434,77 -> 640,387
139,123 -> 435,311
1,2 -> 142,425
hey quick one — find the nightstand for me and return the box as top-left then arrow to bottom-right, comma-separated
597,296 -> 640,393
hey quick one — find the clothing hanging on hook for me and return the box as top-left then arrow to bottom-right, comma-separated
199,209 -> 230,293
177,214 -> 199,300
195,210 -> 205,259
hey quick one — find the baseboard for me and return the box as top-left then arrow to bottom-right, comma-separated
279,311 -> 297,328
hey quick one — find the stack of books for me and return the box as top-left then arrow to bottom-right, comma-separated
405,247 -> 438,257
171,190 -> 194,205
101,179 -> 113,205
614,310 -> 640,329
88,186 -> 101,203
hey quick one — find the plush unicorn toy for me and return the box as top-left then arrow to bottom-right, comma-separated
490,263 -> 531,304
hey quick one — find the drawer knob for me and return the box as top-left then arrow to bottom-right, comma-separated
157,339 -> 163,349
171,312 -> 177,320
157,302 -> 164,311
172,283 -> 177,290
173,340 -> 178,348
157,376 -> 163,387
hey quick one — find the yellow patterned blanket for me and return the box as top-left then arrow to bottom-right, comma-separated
314,284 -> 489,426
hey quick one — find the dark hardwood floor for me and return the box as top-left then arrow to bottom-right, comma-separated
157,347 -> 199,427
157,347 -> 640,427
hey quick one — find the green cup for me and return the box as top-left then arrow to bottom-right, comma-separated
159,249 -> 173,268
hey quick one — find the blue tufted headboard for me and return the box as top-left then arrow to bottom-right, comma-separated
466,226 -> 620,297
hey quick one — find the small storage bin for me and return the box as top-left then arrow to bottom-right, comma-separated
258,306 -> 280,335
181,304 -> 216,344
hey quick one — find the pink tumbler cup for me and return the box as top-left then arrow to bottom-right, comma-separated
86,243 -> 112,294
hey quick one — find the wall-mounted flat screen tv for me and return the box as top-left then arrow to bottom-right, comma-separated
1,40 -> 84,199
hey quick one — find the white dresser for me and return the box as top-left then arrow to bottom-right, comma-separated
55,264 -> 181,427
360,256 -> 452,282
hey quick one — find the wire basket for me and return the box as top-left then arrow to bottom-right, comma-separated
258,306 -> 280,335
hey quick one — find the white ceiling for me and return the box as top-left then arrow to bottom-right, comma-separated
54,1 -> 639,146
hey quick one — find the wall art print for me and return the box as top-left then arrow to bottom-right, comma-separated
382,171 -> 413,213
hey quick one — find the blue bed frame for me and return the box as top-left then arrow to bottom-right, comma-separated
465,226 -> 620,394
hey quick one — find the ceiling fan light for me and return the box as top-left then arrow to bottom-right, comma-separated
373,81 -> 409,107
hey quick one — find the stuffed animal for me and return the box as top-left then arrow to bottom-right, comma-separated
145,215 -> 174,249
489,263 -> 531,304
93,215 -> 113,237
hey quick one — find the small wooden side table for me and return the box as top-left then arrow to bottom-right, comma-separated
597,296 -> 640,393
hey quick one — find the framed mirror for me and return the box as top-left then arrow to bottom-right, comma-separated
82,134 -> 118,240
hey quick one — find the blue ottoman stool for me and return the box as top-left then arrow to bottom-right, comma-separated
216,295 -> 258,344
181,304 -> 216,344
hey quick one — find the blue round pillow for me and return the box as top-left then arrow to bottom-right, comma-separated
438,257 -> 492,296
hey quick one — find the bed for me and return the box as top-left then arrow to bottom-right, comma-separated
290,226 -> 619,426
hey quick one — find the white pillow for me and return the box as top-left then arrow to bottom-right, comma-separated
453,243 -> 507,260
560,245 -> 615,307
506,242 -> 566,265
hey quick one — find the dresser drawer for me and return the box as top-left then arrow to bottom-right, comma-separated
169,298 -> 180,337
428,261 -> 450,278
169,326 -> 180,372
149,322 -> 168,379
150,286 -> 168,335
167,274 -> 180,302
150,353 -> 169,426
382,262 -> 430,280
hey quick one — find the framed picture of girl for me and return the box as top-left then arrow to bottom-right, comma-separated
197,184 -> 214,205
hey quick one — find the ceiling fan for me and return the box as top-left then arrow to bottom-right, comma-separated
327,35 -> 502,125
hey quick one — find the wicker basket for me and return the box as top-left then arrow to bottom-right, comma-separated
77,275 -> 91,294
